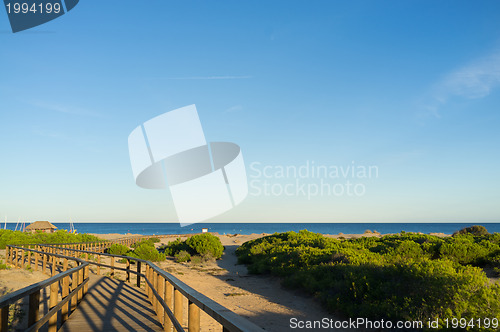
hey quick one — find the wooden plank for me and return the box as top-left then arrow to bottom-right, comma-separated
188,300 -> 200,332
174,289 -> 182,326
48,282 -> 58,332
0,306 -> 8,332
28,290 -> 40,326
60,275 -> 163,332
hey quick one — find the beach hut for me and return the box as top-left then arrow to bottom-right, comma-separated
24,221 -> 58,233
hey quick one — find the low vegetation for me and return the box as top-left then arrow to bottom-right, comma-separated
130,237 -> 160,249
107,243 -> 129,256
236,227 -> 500,331
129,243 -> 166,262
162,233 -> 224,263
0,259 -> 9,270
0,229 -> 101,249
108,239 -> 165,262
174,250 -> 191,263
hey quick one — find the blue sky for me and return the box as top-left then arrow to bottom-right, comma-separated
0,0 -> 499,223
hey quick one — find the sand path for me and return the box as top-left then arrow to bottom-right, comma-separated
154,234 -> 347,331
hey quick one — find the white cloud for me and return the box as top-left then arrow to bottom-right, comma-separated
32,129 -> 66,139
30,101 -> 102,117
427,50 -> 500,117
225,105 -> 243,113
164,75 -> 252,80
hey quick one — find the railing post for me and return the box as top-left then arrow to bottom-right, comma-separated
34,252 -> 39,271
20,249 -> 25,268
188,300 -> 200,332
149,266 -> 154,301
28,290 -> 40,327
153,271 -> 158,315
78,266 -> 84,302
136,261 -> 141,287
62,274 -> 70,323
165,281 -> 173,331
126,259 -> 130,283
1,305 -> 9,332
97,255 -> 101,275
158,275 -> 164,326
27,250 -> 31,268
174,288 -> 183,326
84,265 -> 89,296
145,265 -> 149,297
71,270 -> 78,312
51,255 -> 57,277
61,258 -> 69,323
48,281 -> 58,332
111,256 -> 115,277
13,249 -> 18,268
42,253 -> 47,274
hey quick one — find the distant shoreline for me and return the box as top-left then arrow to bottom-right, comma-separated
90,231 -> 452,242
3,222 -> 498,236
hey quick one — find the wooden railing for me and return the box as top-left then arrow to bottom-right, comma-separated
0,246 -> 89,332
2,236 -> 263,332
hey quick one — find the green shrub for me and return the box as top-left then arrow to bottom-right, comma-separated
186,234 -> 224,259
107,244 -> 129,256
117,257 -> 136,264
0,260 -> 9,270
0,229 -> 100,249
175,250 -> 191,263
131,238 -> 159,249
162,238 -> 190,256
130,240 -> 148,249
132,243 -> 166,262
453,225 -> 489,237
190,255 -> 202,265
236,230 -> 500,329
163,234 -> 224,260
439,235 -> 492,264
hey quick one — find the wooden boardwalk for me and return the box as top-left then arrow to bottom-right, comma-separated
3,241 -> 263,332
59,274 -> 163,332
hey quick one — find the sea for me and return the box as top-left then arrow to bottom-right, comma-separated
3,222 -> 500,236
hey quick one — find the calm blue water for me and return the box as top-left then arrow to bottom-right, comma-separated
3,222 -> 500,235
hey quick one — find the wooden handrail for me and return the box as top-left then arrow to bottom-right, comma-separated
144,275 -> 185,332
0,246 -> 89,332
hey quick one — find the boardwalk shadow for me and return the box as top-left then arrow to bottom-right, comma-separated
59,274 -> 163,332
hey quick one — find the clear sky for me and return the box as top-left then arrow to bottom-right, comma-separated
0,1 -> 499,223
